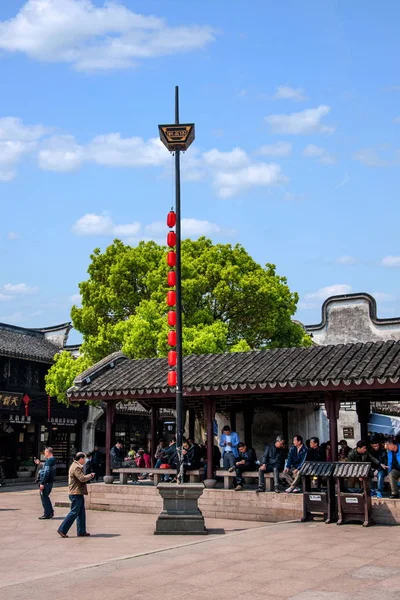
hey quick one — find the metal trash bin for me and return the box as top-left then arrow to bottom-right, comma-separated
299,461 -> 336,523
333,462 -> 374,527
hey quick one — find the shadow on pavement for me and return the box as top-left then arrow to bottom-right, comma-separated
0,508 -> 20,511
88,533 -> 121,538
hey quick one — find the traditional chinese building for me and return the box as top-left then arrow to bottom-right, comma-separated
0,322 -> 87,479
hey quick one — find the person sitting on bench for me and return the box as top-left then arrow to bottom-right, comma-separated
256,435 -> 286,494
230,442 -> 257,491
284,435 -> 308,493
386,437 -> 400,499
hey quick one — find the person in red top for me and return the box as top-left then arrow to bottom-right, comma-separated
135,448 -> 151,469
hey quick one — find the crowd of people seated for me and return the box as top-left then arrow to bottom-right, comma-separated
109,426 -> 400,498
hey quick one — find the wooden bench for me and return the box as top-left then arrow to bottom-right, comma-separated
112,467 -> 201,485
215,469 -> 285,491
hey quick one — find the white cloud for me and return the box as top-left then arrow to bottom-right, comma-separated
257,142 -> 292,157
38,133 -> 168,171
353,147 -> 400,167
336,255 -> 358,265
214,163 -> 287,199
73,214 -> 230,241
274,85 -> 307,101
302,144 -> 337,165
38,135 -> 84,172
2,283 -> 39,294
0,293 -> 14,302
7,232 -> 18,240
373,292 -> 395,302
381,256 -> 400,267
0,0 -> 215,72
265,105 -> 334,135
72,213 -> 140,237
305,284 -> 352,300
0,116 -> 48,180
202,148 -> 249,169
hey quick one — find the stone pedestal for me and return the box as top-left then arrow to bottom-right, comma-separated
154,483 -> 207,535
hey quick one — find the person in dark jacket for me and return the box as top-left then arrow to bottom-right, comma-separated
386,437 -> 400,499
284,435 -> 308,493
348,440 -> 382,490
35,447 -> 57,519
369,437 -> 387,498
285,437 -> 325,493
256,435 -> 286,493
110,441 -> 124,469
179,440 -> 201,480
91,446 -> 104,481
230,442 -> 257,491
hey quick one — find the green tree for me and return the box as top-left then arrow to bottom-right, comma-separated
46,237 -> 311,402
45,351 -> 91,407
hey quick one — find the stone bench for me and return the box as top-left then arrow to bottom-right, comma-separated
112,467 -> 201,486
215,469 -> 284,491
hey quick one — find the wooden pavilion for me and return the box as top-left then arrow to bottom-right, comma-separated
67,340 -> 400,478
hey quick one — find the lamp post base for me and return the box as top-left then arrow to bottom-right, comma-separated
154,483 -> 207,535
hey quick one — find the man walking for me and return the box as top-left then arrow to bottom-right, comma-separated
35,447 -> 57,519
256,435 -> 286,493
57,452 -> 95,538
219,425 -> 239,470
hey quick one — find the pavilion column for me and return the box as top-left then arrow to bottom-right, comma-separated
203,398 -> 216,480
243,402 -> 254,448
105,401 -> 117,476
230,409 -> 237,433
280,408 -> 289,443
188,408 -> 196,441
150,406 -> 159,467
356,400 -> 371,442
324,392 -> 340,462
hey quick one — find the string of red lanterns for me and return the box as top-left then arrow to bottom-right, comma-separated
166,210 -> 177,387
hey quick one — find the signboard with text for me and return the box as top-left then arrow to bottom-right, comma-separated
0,392 -> 22,409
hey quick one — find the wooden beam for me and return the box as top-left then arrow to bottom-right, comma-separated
150,406 -> 159,468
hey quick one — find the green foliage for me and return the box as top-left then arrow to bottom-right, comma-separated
47,237 -> 311,403
45,351 -> 91,406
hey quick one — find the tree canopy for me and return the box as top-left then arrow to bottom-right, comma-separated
46,237 -> 311,403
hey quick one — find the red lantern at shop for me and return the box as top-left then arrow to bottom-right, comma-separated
167,271 -> 176,287
167,251 -> 176,267
22,394 -> 31,417
168,350 -> 177,366
167,210 -> 176,228
167,370 -> 177,387
168,330 -> 177,346
167,291 -> 176,306
167,231 -> 176,247
167,310 -> 177,326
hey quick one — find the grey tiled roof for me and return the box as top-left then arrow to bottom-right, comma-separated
0,323 -> 60,363
68,339 -> 400,400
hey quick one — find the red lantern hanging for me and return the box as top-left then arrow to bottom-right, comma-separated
168,330 -> 177,346
167,210 -> 176,228
167,250 -> 176,267
167,370 -> 177,387
22,394 -> 31,417
167,271 -> 176,287
167,290 -> 176,306
168,350 -> 177,366
167,310 -> 177,326
167,231 -> 176,247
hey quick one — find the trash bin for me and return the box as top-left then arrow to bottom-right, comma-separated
299,461 -> 336,523
333,462 -> 374,527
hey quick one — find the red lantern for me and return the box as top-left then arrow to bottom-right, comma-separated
167,211 -> 176,228
167,251 -> 176,267
168,350 -> 177,366
167,310 -> 177,326
167,370 -> 177,387
168,330 -> 177,346
22,394 -> 31,417
167,231 -> 176,247
167,290 -> 176,306
167,271 -> 176,287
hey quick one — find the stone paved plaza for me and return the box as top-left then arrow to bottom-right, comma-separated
1,486 -> 400,600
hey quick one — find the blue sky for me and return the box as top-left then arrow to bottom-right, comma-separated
1,0 -> 400,344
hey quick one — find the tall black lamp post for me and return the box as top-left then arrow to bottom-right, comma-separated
159,87 -> 194,482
